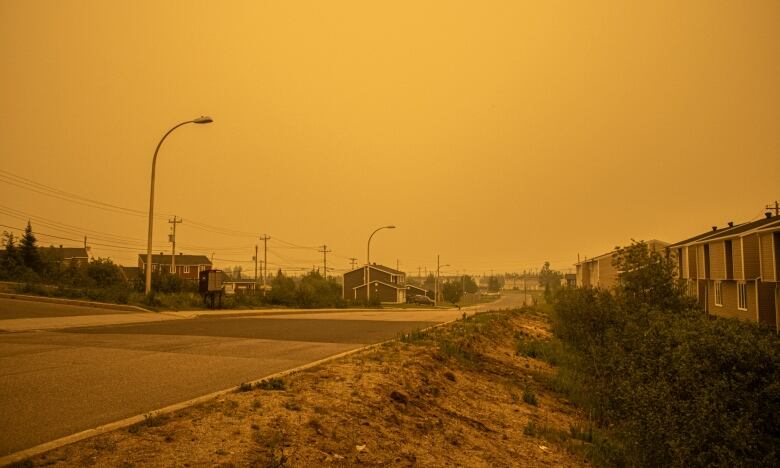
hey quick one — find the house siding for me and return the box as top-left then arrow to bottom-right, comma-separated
759,233 -> 776,282
743,234 -> 761,279
732,239 -> 743,280
709,241 -> 726,280
597,256 -> 618,289
708,280 -> 754,322
687,246 -> 697,279
696,245 -> 707,280
757,281 -> 776,328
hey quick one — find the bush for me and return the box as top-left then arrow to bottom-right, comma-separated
548,241 -> 780,467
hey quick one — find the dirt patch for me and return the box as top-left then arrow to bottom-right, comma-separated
20,308 -> 590,467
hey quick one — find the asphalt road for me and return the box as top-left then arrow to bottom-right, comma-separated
0,292 -> 528,457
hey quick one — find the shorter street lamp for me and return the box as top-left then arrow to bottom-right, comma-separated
366,225 -> 395,305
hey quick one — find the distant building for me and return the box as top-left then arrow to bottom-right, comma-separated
342,264 -> 407,303
41,246 -> 90,268
223,278 -> 258,295
138,253 -> 212,280
575,239 -> 669,289
668,213 -> 780,329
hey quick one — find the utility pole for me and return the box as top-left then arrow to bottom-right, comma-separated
766,201 -> 780,217
319,245 -> 332,278
435,255 -> 440,305
168,216 -> 182,275
349,257 -> 358,270
260,234 -> 270,289
418,266 -> 421,280
254,245 -> 258,288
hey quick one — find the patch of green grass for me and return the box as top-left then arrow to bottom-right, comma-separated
515,336 -> 565,365
399,328 -> 429,343
523,421 -> 568,442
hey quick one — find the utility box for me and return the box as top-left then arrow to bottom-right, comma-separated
199,269 -> 224,294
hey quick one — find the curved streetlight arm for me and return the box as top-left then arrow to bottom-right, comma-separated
145,119 -> 208,294
365,225 -> 395,305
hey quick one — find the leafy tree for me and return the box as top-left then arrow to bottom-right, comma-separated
442,280 -> 463,305
423,273 -> 436,291
86,258 -> 124,288
462,274 -> 478,294
267,269 -> 296,306
19,221 -> 42,273
295,271 -> 343,308
538,261 -> 563,300
612,240 -> 691,313
1,231 -> 22,276
487,275 -> 502,292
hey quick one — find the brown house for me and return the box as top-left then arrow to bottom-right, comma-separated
669,213 -> 780,330
575,239 -> 669,289
342,264 -> 406,303
138,253 -> 212,281
40,246 -> 90,268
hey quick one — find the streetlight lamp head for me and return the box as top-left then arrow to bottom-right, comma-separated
386,225 -> 396,229
193,116 -> 213,124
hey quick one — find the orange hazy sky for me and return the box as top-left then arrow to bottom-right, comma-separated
1,1 -> 778,275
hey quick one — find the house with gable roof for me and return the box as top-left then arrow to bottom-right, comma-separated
342,263 -> 407,303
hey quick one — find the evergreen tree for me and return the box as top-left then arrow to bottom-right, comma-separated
1,231 -> 21,274
20,221 -> 41,272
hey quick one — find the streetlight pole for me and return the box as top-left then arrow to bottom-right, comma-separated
145,116 -> 213,295
435,255 -> 450,306
365,225 -> 395,304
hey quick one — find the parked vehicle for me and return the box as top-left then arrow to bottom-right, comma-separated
410,294 -> 434,305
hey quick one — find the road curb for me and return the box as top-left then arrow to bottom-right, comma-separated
0,293 -> 149,313
0,307 -> 507,467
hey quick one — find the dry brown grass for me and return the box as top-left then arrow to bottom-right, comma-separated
22,309 -> 590,467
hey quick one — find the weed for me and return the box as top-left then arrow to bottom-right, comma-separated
127,412 -> 168,434
238,382 -> 253,392
283,400 -> 302,412
523,421 -> 567,442
256,377 -> 285,391
307,417 -> 323,433
522,389 -> 539,406
400,328 -> 428,343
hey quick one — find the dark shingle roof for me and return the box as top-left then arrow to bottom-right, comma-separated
344,264 -> 405,276
138,254 -> 212,266
699,215 -> 779,242
39,246 -> 89,260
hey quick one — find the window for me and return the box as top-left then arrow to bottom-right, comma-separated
737,282 -> 748,310
714,280 -> 723,306
184,265 -> 190,274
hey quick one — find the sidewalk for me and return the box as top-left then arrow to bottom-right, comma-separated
0,311 -> 188,333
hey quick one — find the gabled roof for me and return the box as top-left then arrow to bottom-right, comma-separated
343,264 -> 405,276
406,284 -> 429,292
138,254 -> 212,266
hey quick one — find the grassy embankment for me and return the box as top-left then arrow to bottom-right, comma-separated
17,306 -> 595,467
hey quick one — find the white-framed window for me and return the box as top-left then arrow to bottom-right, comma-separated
184,265 -> 190,273
737,282 -> 748,311
714,280 -> 723,306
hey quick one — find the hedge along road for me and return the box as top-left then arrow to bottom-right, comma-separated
0,292 -> 527,457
